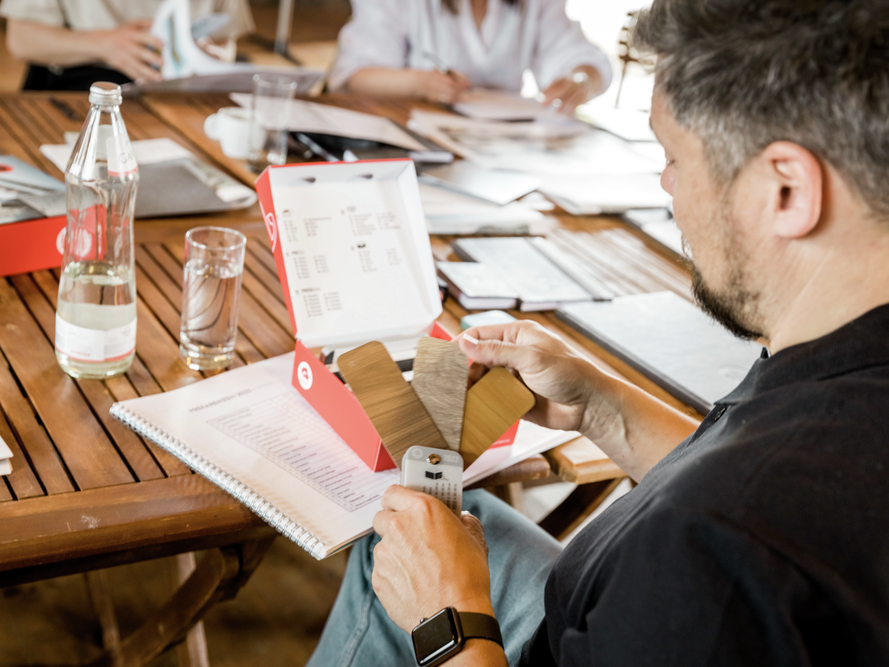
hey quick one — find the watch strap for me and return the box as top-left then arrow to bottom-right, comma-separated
457,611 -> 503,648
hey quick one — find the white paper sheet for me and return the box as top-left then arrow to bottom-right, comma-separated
231,94 -> 427,152
419,183 -> 551,235
409,111 -> 663,176
453,89 -> 566,122
41,138 -> 195,173
538,174 -> 671,215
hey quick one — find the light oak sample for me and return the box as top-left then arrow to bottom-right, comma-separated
411,338 -> 469,451
338,341 -> 449,468
460,367 -> 536,468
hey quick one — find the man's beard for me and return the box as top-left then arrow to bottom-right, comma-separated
681,221 -> 764,342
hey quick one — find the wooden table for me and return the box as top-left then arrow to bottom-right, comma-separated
0,92 -> 697,664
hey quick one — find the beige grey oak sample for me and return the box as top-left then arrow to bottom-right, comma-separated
460,367 -> 535,468
338,341 -> 449,468
411,338 -> 469,451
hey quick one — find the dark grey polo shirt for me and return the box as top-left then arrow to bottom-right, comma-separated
522,303 -> 889,666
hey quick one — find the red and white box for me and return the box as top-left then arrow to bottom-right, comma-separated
256,159 -> 517,472
0,214 -> 67,278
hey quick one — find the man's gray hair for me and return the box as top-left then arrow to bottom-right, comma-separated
632,0 -> 889,218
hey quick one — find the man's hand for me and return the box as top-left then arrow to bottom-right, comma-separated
372,485 -> 494,632
415,69 -> 471,105
458,320 -> 699,481
95,20 -> 164,82
459,320 -> 603,434
540,67 -> 602,115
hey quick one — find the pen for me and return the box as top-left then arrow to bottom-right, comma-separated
50,97 -> 82,122
424,50 -> 466,84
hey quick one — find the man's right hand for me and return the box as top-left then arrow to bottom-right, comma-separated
458,320 -> 699,481
458,320 -> 608,435
95,20 -> 164,82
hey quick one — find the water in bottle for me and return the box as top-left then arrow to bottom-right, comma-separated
55,82 -> 139,379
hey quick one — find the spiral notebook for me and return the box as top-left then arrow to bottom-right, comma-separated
110,352 -> 576,559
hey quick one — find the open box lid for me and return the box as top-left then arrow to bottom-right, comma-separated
256,159 -> 442,349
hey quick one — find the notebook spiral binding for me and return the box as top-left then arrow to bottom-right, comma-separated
110,403 -> 327,559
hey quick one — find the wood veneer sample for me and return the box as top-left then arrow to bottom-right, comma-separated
411,338 -> 469,451
460,367 -> 535,469
338,341 -> 449,468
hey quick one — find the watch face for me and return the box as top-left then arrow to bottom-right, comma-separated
412,608 -> 461,665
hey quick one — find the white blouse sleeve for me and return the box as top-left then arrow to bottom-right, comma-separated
531,0 -> 613,93
328,0 -> 411,92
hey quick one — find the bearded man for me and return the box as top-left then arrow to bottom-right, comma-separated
307,1 -> 889,664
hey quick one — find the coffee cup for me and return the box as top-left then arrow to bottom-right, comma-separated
203,107 -> 266,160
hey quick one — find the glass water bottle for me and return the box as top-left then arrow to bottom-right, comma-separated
55,82 -> 139,379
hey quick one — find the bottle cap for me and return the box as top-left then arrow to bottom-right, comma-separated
88,82 -> 122,107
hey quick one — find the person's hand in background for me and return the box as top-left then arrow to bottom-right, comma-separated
415,68 -> 472,105
539,66 -> 602,115
96,19 -> 164,82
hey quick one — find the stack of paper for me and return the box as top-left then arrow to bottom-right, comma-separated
231,94 -> 427,153
419,183 -> 551,236
408,110 -> 662,177
538,174 -> 671,215
437,261 -> 520,310
452,89 -> 563,122
0,432 -> 12,476
452,237 -> 593,311
0,155 -> 65,225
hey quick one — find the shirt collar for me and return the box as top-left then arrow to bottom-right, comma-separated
718,302 -> 889,404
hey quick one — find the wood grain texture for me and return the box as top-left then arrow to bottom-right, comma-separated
460,368 -> 535,469
338,341 -> 448,468
411,338 -> 468,451
543,436 -> 625,484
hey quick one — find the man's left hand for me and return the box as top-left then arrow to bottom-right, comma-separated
372,485 -> 495,632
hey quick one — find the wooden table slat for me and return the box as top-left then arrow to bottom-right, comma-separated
0,347 -> 75,496
0,478 -> 12,502
133,298 -> 205,393
104,375 -> 192,478
242,252 -> 288,310
0,279 -> 135,490
0,100 -> 58,174
0,404 -> 45,499
245,237 -> 281,278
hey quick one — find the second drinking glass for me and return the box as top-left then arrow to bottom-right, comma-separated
179,226 -> 246,371
249,73 -> 297,172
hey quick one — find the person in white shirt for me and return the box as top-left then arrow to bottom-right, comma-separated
329,0 -> 612,114
0,0 -> 254,90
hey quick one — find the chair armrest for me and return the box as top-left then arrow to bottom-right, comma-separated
544,436 -> 625,484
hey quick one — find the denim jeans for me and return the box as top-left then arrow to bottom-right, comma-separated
306,489 -> 562,667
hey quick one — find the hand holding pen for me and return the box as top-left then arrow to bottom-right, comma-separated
421,51 -> 471,105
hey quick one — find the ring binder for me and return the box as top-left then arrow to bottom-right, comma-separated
112,403 -> 329,558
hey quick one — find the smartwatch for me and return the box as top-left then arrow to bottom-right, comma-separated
411,607 -> 503,666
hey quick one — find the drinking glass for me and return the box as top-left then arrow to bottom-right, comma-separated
179,227 -> 246,371
248,73 -> 297,172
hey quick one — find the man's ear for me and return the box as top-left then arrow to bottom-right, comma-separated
757,141 -> 823,239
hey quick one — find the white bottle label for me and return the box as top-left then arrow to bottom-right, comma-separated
106,135 -> 138,177
55,313 -> 137,363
